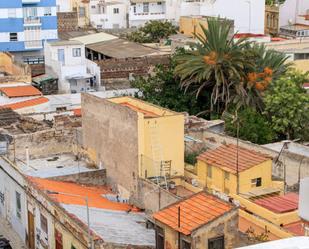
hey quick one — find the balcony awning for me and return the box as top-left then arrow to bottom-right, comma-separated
131,0 -> 164,3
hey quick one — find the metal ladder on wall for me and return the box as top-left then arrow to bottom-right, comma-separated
149,121 -> 169,190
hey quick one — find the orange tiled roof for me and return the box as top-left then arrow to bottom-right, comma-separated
0,85 -> 42,98
197,144 -> 271,174
28,177 -> 138,212
120,102 -> 159,118
153,192 -> 234,235
0,97 -> 49,110
284,221 -> 307,236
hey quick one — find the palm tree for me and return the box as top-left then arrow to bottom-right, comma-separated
174,17 -> 291,113
174,17 -> 251,112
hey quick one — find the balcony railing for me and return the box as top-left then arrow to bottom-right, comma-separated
24,40 -> 43,49
24,17 -> 41,26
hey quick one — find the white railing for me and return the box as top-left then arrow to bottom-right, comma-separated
22,0 -> 40,3
24,40 -> 42,49
23,17 -> 41,26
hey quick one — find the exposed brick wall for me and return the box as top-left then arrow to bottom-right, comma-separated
96,55 -> 170,80
57,12 -> 78,32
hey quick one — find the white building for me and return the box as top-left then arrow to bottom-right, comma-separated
44,40 -> 101,94
89,0 -> 128,29
129,0 -> 265,34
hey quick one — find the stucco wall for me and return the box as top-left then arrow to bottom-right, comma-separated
81,93 -> 139,200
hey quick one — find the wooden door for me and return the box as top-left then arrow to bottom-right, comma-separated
27,211 -> 35,249
55,229 -> 63,249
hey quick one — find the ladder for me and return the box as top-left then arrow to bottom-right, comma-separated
149,121 -> 169,190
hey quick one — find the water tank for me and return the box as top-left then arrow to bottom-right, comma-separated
299,177 -> 309,222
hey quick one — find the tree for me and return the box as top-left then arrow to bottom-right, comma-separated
264,70 -> 309,140
131,53 -> 211,116
127,20 -> 177,43
175,18 -> 250,113
224,107 -> 276,144
174,17 -> 290,114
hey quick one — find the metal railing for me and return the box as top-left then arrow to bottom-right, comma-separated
23,16 -> 41,25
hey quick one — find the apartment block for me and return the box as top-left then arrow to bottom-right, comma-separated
0,0 -> 58,60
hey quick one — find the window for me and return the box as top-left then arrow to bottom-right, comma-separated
113,8 -> 119,14
251,177 -> 262,187
181,240 -> 191,249
91,5 -> 96,9
10,33 -> 18,42
8,8 -> 16,18
71,245 -> 77,249
133,5 -> 136,13
23,7 -> 37,18
16,191 -> 21,219
157,2 -> 162,5
207,165 -> 212,178
208,236 -> 224,249
143,2 -> 149,13
224,171 -> 229,180
57,49 -> 65,64
44,7 -> 52,16
72,48 -> 81,57
79,7 -> 85,17
155,226 -> 164,249
40,213 -> 48,234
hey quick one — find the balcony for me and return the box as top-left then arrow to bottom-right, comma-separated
22,0 -> 40,3
129,12 -> 166,21
24,40 -> 43,49
23,17 -> 41,26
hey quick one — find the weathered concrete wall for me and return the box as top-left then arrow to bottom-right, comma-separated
49,169 -> 106,186
29,63 -> 45,77
192,209 -> 239,249
186,130 -> 309,189
57,12 -> 79,32
134,178 -> 180,213
81,93 -> 139,200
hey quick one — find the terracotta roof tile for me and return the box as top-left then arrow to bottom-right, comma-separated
197,144 -> 271,174
153,192 -> 234,235
28,177 -> 138,212
0,97 -> 49,110
284,221 -> 306,236
254,193 -> 299,213
0,85 -> 42,98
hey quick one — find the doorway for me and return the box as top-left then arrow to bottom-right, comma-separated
27,211 -> 35,249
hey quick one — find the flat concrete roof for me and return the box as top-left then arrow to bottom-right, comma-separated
263,141 -> 309,158
48,40 -> 83,46
86,38 -> 159,58
63,204 -> 155,246
70,32 -> 118,45
17,153 -> 97,178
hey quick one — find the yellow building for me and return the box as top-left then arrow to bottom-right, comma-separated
265,5 -> 279,36
179,16 -> 234,39
70,0 -> 90,27
108,96 -> 185,179
195,144 -> 273,195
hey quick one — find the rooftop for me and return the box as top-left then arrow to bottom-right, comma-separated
70,32 -> 117,45
0,85 -> 42,98
263,141 -> 309,158
265,38 -> 309,52
17,153 -> 97,178
28,177 -> 155,246
284,221 -> 307,236
153,192 -> 234,235
48,40 -> 83,46
86,38 -> 159,59
254,193 -> 299,213
237,236 -> 309,249
197,144 -> 271,174
281,23 -> 309,31
0,97 -> 49,110
107,96 -> 179,118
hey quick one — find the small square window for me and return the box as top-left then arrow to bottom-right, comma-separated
44,7 -> 52,16
72,48 -> 81,57
181,240 -> 191,249
79,7 -> 85,17
209,236 -> 224,249
40,214 -> 48,234
251,177 -> 262,187
10,33 -> 18,42
16,191 -> 21,219
224,171 -> 230,180
113,8 -> 119,14
91,5 -> 96,9
207,165 -> 212,178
